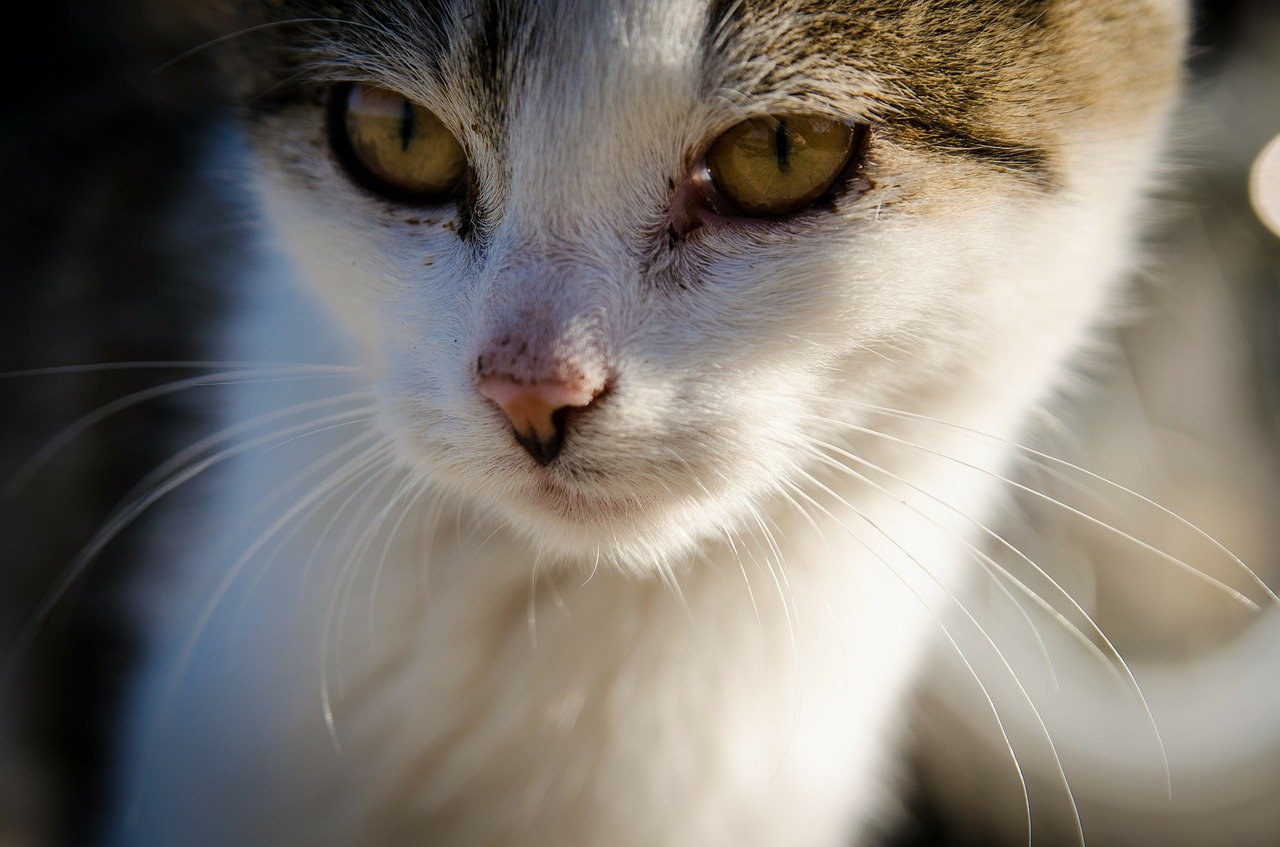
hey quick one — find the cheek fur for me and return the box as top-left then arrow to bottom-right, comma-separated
251,117 -> 1144,573
99,2 -> 1206,845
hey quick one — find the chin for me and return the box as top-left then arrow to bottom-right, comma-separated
439,452 -> 749,573
389,403 -> 769,570
496,476 -> 708,570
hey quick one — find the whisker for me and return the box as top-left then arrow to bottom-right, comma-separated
801,437 -> 1145,680
0,361 -> 359,380
751,499 -> 818,785
678,466 -> 771,652
249,413 -> 379,464
6,367 -> 365,497
742,500 -> 802,674
722,522 -> 766,644
656,557 -> 694,622
321,463 -> 408,755
330,464 -> 417,659
808,412 -> 1263,611
769,477 -> 857,677
223,429 -> 389,668
294,442 -> 399,605
528,548 -> 544,650
119,390 -> 375,512
776,476 -> 1036,846
784,471 -> 1088,846
805,440 -> 1061,691
844,400 -> 1277,606
153,17 -> 393,75
143,442 -> 397,786
365,475 -> 431,646
581,544 -> 603,588
414,495 -> 451,600
800,438 -> 1173,793
2,405 -> 378,698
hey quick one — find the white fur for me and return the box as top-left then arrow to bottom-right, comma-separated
107,2 -> 1182,843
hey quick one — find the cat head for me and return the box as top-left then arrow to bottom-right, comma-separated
201,0 -> 1186,568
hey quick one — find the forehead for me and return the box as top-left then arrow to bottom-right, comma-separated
231,0 -> 1173,106
229,0 -> 1178,189
238,2 -> 1041,141
240,0 -> 708,86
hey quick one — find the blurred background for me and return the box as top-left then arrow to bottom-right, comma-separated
0,1 -> 1278,845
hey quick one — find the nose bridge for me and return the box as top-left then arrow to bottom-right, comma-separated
473,253 -> 614,466
502,158 -> 626,246
502,91 -> 651,235
474,253 -> 610,388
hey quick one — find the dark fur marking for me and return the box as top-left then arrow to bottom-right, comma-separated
459,0 -> 531,245
467,0 -> 532,132
701,0 -> 1060,187
223,0 -> 455,114
895,118 -> 1051,183
456,168 -> 480,242
703,0 -> 748,57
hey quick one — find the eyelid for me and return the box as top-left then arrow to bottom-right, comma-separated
326,82 -> 468,206
674,118 -> 872,236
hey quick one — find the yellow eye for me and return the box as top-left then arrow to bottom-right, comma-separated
704,115 -> 859,216
333,84 -> 466,202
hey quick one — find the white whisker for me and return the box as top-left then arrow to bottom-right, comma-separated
800,438 -> 1173,794
223,429 -> 389,669
776,476 -> 1036,846
783,470 -> 1086,846
809,411 -> 1263,611
321,463 -> 408,755
3,404 -> 377,697
153,17 -> 393,75
6,368 -> 365,497
0,361 -> 359,380
365,475 -> 431,645
133,441 -> 397,806
847,400 -> 1277,606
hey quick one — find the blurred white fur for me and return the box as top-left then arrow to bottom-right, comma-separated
106,1 -> 1191,844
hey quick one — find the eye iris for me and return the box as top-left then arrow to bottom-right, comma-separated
341,84 -> 466,200
706,116 -> 856,216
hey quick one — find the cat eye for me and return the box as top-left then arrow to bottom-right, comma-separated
330,84 -> 467,203
703,115 -> 862,217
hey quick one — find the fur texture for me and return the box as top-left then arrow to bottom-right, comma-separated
107,1 -> 1187,844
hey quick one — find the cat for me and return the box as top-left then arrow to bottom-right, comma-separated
97,0 -> 1189,844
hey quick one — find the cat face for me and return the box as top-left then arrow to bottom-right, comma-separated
215,0 -> 1185,568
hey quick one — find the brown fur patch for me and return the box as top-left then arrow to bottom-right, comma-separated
705,0 -> 1185,184
199,0 -> 1184,190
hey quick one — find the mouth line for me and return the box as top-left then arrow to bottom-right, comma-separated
527,471 -> 647,524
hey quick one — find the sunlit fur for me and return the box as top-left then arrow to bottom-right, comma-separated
108,1 -> 1188,844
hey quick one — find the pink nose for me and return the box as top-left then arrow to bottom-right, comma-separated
477,376 -> 601,465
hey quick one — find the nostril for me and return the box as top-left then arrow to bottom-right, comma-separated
514,410 -> 569,467
476,375 -> 602,466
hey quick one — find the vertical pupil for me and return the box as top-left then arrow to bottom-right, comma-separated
773,119 -> 791,172
400,99 -> 415,152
